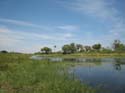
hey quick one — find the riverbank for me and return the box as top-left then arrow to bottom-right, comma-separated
0,53 -> 97,93
35,52 -> 125,58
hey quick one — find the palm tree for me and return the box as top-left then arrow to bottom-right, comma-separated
53,45 -> 56,53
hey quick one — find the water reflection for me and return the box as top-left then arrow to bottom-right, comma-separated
69,58 -> 125,93
31,55 -> 125,93
31,55 -> 103,63
114,63 -> 121,71
113,58 -> 125,71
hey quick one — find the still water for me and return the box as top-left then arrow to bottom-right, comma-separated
31,55 -> 125,93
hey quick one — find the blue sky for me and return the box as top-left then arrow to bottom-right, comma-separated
0,0 -> 125,53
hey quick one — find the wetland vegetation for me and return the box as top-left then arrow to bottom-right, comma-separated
0,40 -> 125,93
0,53 -> 97,93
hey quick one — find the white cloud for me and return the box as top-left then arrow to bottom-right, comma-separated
109,22 -> 125,38
63,33 -> 73,38
57,25 -> 79,31
62,0 -> 125,42
66,0 -> 117,20
0,18 -> 43,29
0,28 -> 53,41
0,18 -> 80,32
0,27 -> 47,52
0,27 -> 75,53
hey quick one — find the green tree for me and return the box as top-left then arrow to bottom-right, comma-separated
70,43 -> 77,53
92,43 -> 101,51
0,50 -> 8,53
84,46 -> 91,52
53,45 -> 56,53
41,47 -> 52,54
101,47 -> 112,53
113,40 -> 120,50
113,40 -> 125,52
118,44 -> 125,51
62,45 -> 72,54
76,44 -> 83,52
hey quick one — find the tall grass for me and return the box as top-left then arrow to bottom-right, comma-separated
37,52 -> 125,58
0,53 -> 96,93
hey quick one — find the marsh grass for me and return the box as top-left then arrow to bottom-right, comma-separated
0,53 -> 97,93
38,52 -> 125,58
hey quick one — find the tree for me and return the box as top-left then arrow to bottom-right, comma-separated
76,44 -> 83,52
0,50 -> 8,53
41,47 -> 52,54
113,40 -> 120,50
113,40 -> 125,52
92,44 -> 101,51
70,43 -> 77,53
62,43 -> 77,54
101,47 -> 112,53
118,44 -> 125,51
53,45 -> 56,53
54,45 -> 56,49
84,46 -> 91,52
62,45 -> 72,54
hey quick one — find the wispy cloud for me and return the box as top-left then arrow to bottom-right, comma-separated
0,17 -> 78,53
61,0 -> 125,41
69,0 -> 117,20
0,18 -> 43,28
0,27 -> 75,52
63,33 -> 73,38
0,18 -> 80,32
57,25 -> 79,31
0,28 -> 52,41
109,22 -> 125,38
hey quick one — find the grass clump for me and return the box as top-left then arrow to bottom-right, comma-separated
0,53 -> 97,93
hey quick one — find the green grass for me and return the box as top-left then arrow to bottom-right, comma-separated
35,52 -> 125,58
0,53 -> 97,93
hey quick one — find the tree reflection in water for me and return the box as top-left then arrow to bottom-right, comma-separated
113,58 -> 124,71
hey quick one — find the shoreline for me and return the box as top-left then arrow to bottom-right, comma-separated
34,53 -> 125,58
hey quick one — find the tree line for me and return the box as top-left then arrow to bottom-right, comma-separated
40,40 -> 125,54
0,40 -> 125,54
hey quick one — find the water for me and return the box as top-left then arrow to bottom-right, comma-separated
31,55 -> 125,93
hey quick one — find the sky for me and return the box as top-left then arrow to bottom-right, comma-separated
0,0 -> 125,53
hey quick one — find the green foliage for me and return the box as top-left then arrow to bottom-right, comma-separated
62,43 -> 77,54
41,47 -> 52,54
0,50 -> 8,53
76,44 -> 84,52
70,43 -> 77,53
113,40 -> 125,52
62,45 -> 72,54
92,44 -> 101,51
0,54 -> 96,93
39,40 -> 125,54
34,40 -> 124,54
84,46 -> 91,52
101,48 -> 112,53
